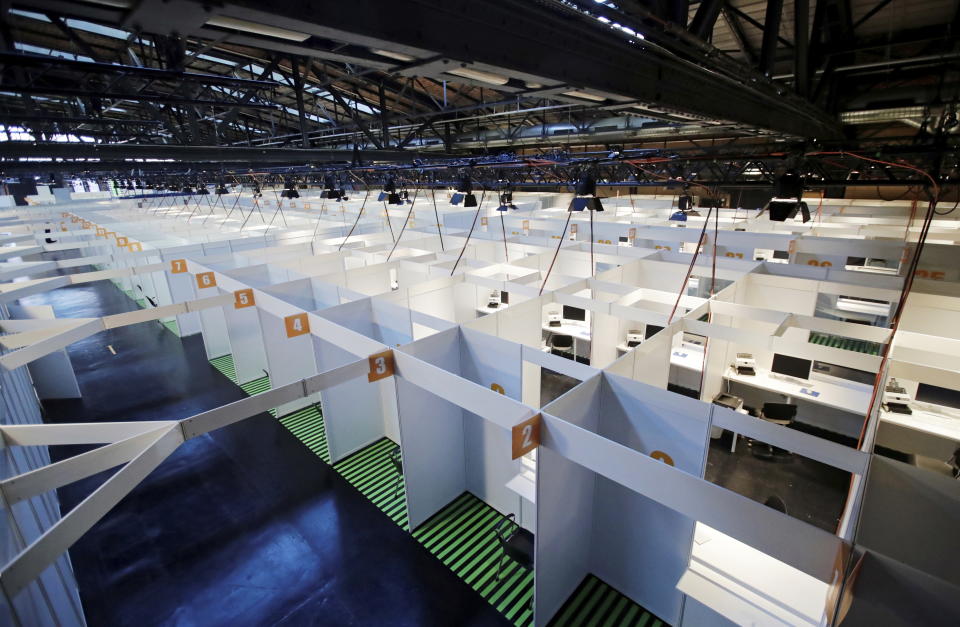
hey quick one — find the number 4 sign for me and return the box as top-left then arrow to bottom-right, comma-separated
284,313 -> 310,338
512,413 -> 541,459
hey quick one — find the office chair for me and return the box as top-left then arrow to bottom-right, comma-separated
549,334 -> 574,360
389,445 -> 403,498
493,513 -> 534,581
751,402 -> 797,460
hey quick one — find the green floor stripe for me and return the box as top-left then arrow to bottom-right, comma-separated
161,319 -> 179,336
208,354 -> 329,458
413,492 -> 534,627
332,437 -> 408,531
548,575 -> 667,627
210,354 -> 239,384
280,405 -> 330,464
809,331 -> 881,356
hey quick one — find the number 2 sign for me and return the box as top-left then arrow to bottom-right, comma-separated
512,414 -> 541,459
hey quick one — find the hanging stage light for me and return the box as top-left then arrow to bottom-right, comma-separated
570,173 -> 603,211
767,170 -> 808,222
196,180 -> 210,195
575,173 -> 596,197
215,180 -> 229,195
281,178 -> 300,199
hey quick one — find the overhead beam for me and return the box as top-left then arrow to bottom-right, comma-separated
125,0 -> 841,138
1,84 -> 280,108
760,0 -> 785,76
0,143 -> 429,162
794,0 -> 810,97
689,0 -> 724,40
0,52 -> 281,89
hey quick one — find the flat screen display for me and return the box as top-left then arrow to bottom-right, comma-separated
771,353 -> 812,380
916,383 -> 960,410
562,305 -> 586,322
644,324 -> 664,339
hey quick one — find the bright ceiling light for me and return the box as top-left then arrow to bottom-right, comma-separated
370,49 -> 416,62
205,16 -> 310,42
446,67 -> 510,86
563,90 -> 606,102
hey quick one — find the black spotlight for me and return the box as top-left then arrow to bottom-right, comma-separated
575,173 -> 596,197
282,179 -> 300,199
215,180 -> 228,195
181,182 -> 194,194
767,170 -> 807,222
678,194 -> 693,212
463,191 -> 478,207
197,181 -> 210,195
587,197 -> 604,212
387,191 -> 402,205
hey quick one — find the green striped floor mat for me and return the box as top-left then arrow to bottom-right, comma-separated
549,575 -> 665,627
210,354 -> 238,384
809,331 -> 881,355
412,492 -> 534,627
280,406 -> 331,464
333,437 -> 407,529
209,353 -> 321,435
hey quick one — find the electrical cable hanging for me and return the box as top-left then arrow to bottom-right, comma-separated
339,180 -> 371,250
430,187 -> 445,251
449,187 -> 487,276
386,183 -> 421,261
538,198 -> 575,295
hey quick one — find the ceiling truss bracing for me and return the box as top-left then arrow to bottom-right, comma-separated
0,0 -> 955,173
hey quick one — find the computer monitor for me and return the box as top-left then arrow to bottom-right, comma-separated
500,291 -> 509,304
916,383 -> 960,411
644,324 -> 664,339
562,305 -> 586,322
772,250 -> 790,260
771,353 -> 812,380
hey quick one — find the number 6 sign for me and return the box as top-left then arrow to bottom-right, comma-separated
195,272 -> 217,289
512,413 -> 541,459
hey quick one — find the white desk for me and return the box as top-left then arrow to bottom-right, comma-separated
878,406 -> 960,460
725,368 -> 871,415
724,368 -> 871,437
543,321 -> 591,360
542,321 -> 591,341
677,523 -> 828,627
506,472 -> 536,504
477,303 -> 507,316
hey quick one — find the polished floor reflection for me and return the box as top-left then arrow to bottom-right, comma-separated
26,265 -> 509,627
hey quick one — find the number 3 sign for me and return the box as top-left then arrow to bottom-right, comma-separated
367,350 -> 395,382
512,414 -> 541,459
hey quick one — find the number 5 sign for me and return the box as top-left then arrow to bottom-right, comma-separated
512,414 -> 541,459
367,349 -> 395,382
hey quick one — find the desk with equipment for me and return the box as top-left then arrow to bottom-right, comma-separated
723,352 -> 872,438
542,304 -> 591,363
877,380 -> 960,467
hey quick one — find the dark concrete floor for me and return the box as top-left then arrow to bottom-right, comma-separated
704,428 -> 851,532
22,262 -> 510,627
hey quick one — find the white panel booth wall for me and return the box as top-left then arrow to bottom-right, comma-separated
312,298 -> 411,461
536,373 -> 709,626
537,369 -> 860,627
396,327 -> 533,532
